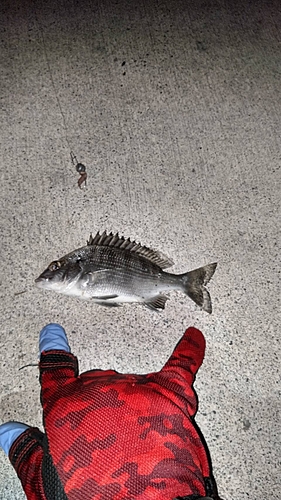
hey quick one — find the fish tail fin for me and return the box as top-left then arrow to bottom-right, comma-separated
181,263 -> 217,314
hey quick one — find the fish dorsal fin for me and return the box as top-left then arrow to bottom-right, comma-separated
87,231 -> 174,269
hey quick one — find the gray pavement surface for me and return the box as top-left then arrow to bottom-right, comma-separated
0,0 -> 280,498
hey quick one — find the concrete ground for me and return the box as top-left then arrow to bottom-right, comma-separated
0,0 -> 280,498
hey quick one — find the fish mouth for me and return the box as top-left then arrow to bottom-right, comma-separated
35,267 -> 59,283
35,276 -> 49,287
35,269 -> 53,285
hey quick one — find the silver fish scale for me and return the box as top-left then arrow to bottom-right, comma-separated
78,246 -> 176,299
84,245 -> 163,276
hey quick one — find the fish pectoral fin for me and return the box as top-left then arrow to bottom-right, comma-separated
144,295 -> 169,311
92,294 -> 119,300
81,270 -> 114,287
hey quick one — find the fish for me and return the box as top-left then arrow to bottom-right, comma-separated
35,231 -> 217,313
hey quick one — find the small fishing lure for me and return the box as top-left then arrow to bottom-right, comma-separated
70,151 -> 87,188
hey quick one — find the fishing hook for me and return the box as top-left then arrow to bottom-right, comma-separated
70,151 -> 87,188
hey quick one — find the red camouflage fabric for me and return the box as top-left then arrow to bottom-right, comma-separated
9,327 -> 221,500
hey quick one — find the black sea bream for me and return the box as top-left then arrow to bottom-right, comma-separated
35,231 -> 217,313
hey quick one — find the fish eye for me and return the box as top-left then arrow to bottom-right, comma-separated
48,261 -> 61,272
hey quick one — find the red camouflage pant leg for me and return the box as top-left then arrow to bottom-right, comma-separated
9,427 -> 48,500
158,326 -> 206,416
7,350 -> 79,500
151,327 -> 220,498
160,327 -> 222,500
39,350 -> 81,497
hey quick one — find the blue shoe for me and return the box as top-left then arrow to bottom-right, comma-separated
0,422 -> 29,455
39,323 -> 70,354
